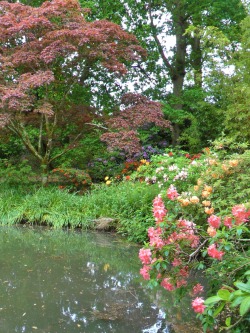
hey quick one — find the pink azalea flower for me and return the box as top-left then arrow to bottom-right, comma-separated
178,266 -> 189,278
167,184 -> 179,200
193,283 -> 204,295
148,227 -> 165,249
177,219 -> 196,234
207,244 -> 224,260
232,204 -> 250,224
176,279 -> 187,288
207,215 -> 221,229
139,248 -> 152,265
140,265 -> 151,280
161,277 -> 175,291
153,196 -> 167,223
223,216 -> 233,228
172,258 -> 182,267
192,297 -> 206,313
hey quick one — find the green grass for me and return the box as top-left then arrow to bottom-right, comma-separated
0,181 -> 159,242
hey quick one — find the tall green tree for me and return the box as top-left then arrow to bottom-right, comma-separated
80,0 -> 247,146
223,15 -> 250,144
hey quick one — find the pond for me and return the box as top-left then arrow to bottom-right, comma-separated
0,227 -> 201,333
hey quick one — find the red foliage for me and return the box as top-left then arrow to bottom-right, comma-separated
101,93 -> 172,156
0,0 -> 146,124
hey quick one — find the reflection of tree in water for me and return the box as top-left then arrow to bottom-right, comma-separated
0,228 -> 169,333
58,259 -> 168,332
148,288 -> 203,333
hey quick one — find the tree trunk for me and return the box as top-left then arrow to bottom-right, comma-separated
170,9 -> 187,146
41,161 -> 49,186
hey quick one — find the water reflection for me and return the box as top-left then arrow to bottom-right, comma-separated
0,227 -> 170,333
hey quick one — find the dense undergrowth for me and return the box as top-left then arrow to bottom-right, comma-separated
0,146 -> 250,332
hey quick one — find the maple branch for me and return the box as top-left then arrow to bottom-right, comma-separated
85,122 -> 108,130
8,119 -> 43,162
49,132 -> 83,163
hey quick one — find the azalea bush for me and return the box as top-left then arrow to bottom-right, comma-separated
131,149 -> 205,191
52,167 -> 92,192
138,148 -> 250,332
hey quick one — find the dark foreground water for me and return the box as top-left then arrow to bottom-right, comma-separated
0,227 -> 200,333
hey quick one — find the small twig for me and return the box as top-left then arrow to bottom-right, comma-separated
188,239 -> 208,263
225,315 -> 246,331
85,122 -> 108,130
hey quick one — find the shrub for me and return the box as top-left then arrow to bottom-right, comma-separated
137,148 -> 250,332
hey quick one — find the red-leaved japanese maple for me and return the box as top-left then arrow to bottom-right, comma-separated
101,93 -> 172,157
0,0 -> 146,183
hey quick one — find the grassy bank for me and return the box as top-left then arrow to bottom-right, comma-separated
0,182 -> 159,242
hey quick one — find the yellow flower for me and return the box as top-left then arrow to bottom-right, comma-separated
207,226 -> 216,237
202,190 -> 210,198
197,179 -> 203,186
106,180 -> 111,185
221,164 -> 229,172
104,176 -> 109,181
204,185 -> 213,193
229,159 -> 239,167
194,185 -> 199,191
208,159 -> 217,166
181,199 -> 190,207
190,196 -> 199,204
202,200 -> 211,207
204,207 -> 214,215
140,159 -> 147,164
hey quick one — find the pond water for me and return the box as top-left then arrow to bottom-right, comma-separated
0,227 -> 200,333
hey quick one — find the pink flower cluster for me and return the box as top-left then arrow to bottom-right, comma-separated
161,277 -> 175,291
223,216 -> 233,228
207,243 -> 224,260
167,184 -> 179,200
207,215 -> 221,229
139,248 -> 152,265
175,219 -> 200,248
192,297 -> 206,313
232,204 -> 250,224
148,227 -> 165,249
193,283 -> 204,295
140,265 -> 151,280
139,249 -> 153,280
153,195 -> 167,223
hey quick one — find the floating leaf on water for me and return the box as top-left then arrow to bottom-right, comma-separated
103,263 -> 110,272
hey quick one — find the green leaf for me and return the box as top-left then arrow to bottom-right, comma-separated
225,317 -> 231,327
217,289 -> 231,301
231,296 -> 245,308
205,295 -> 222,305
213,302 -> 226,317
237,228 -> 243,236
240,296 -> 250,316
224,244 -> 231,250
234,281 -> 250,293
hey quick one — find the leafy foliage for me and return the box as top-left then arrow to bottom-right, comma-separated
0,0 -> 145,179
